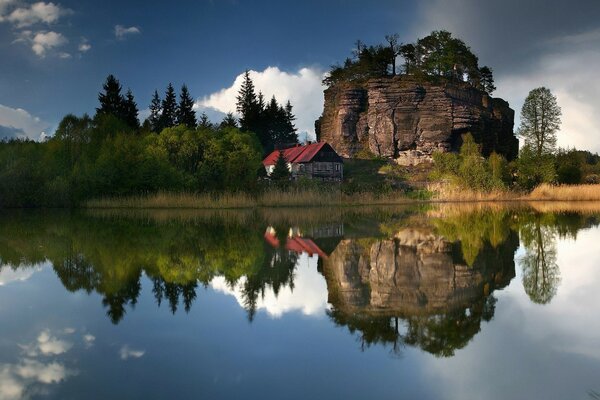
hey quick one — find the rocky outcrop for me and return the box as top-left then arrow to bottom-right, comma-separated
315,77 -> 518,162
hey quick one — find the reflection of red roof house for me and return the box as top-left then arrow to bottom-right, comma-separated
262,142 -> 343,182
263,229 -> 328,259
285,237 -> 328,259
264,229 -> 280,248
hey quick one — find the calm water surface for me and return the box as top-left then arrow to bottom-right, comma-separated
0,206 -> 599,399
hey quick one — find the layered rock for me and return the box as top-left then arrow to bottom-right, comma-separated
315,77 -> 518,162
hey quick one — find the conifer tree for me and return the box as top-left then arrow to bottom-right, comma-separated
479,66 -> 496,94
159,83 -> 177,130
148,90 -> 162,133
236,70 -> 261,133
198,112 -> 212,129
123,89 -> 140,129
270,150 -> 290,181
220,112 -> 237,128
96,74 -> 125,120
176,84 -> 197,128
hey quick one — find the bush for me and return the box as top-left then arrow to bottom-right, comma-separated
431,133 -> 510,192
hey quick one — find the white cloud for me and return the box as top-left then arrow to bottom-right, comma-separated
211,253 -> 328,318
197,66 -> 326,140
119,345 -> 145,360
413,2 -> 600,153
0,103 -> 50,140
0,0 -> 15,20
30,30 -> 67,56
5,1 -> 70,28
114,24 -> 140,39
78,40 -> 90,52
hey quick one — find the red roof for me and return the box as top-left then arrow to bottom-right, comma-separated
262,142 -> 328,166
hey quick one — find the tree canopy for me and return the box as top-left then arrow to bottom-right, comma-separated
324,30 -> 496,95
235,70 -> 298,153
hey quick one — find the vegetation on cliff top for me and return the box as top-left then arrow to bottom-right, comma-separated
324,30 -> 496,94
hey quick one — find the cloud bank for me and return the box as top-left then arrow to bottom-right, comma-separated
414,0 -> 600,152
0,104 -> 50,141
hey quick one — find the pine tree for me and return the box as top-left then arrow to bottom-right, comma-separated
148,90 -> 162,133
479,66 -> 496,94
270,150 -> 290,181
159,83 -> 177,130
176,84 -> 197,128
198,112 -> 212,129
236,70 -> 263,136
220,112 -> 237,128
96,74 -> 125,120
123,89 -> 140,129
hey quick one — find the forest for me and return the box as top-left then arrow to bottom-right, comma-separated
0,72 -> 298,207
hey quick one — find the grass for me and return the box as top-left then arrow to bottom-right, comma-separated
85,188 -> 418,209
527,183 -> 600,201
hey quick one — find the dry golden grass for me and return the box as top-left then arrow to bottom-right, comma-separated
427,182 -> 521,202
85,189 -> 417,210
527,183 -> 600,201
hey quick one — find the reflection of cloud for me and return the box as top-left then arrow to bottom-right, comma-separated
119,345 -> 145,360
20,329 -> 72,357
211,253 -> 328,318
0,265 -> 42,286
420,228 -> 600,400
0,328 -> 82,400
83,334 -> 95,348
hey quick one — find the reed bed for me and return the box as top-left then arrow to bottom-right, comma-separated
527,183 -> 600,201
85,189 -> 417,210
427,182 -> 521,202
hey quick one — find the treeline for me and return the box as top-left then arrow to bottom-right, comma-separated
432,86 -> 600,191
0,72 -> 299,207
325,30 -> 495,94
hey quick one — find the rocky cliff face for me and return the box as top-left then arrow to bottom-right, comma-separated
315,77 -> 518,163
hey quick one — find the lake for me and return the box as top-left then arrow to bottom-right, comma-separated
0,204 -> 599,399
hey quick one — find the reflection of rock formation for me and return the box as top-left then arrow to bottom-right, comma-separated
322,226 -> 518,356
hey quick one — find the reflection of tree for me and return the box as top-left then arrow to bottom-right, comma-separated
328,310 -> 404,357
242,229 -> 298,321
0,212 -> 309,324
329,295 -> 498,358
519,216 -> 561,304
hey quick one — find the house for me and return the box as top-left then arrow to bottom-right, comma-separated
262,142 -> 344,181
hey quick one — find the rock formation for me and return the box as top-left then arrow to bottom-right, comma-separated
315,77 -> 519,163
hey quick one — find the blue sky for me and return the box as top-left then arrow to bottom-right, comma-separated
2,0 -> 600,150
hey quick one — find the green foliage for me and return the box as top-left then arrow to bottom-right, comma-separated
176,84 -> 197,128
518,87 -> 562,158
515,144 -> 556,190
159,83 -> 178,131
431,133 -> 510,191
555,148 -> 583,184
324,30 -> 489,92
235,71 -> 298,153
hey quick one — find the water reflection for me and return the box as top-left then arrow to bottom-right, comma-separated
0,207 -> 598,354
